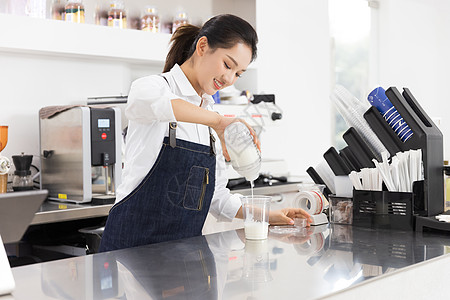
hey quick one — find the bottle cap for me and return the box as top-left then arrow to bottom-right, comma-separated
175,12 -> 187,20
110,0 -> 124,9
145,6 -> 157,13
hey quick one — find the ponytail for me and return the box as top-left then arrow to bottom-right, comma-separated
163,14 -> 258,73
163,24 -> 200,73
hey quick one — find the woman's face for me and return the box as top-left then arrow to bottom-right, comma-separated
195,40 -> 252,96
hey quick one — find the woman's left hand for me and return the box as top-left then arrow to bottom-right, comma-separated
269,208 -> 313,226
212,116 -> 260,162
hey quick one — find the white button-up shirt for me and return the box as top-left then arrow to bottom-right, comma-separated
117,64 -> 241,221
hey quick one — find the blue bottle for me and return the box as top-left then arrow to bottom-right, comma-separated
368,87 -> 413,142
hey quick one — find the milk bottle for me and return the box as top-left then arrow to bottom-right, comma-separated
224,122 -> 261,182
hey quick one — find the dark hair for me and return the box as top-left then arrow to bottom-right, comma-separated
163,14 -> 258,72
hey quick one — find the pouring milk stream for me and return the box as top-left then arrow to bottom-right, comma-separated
224,122 -> 267,239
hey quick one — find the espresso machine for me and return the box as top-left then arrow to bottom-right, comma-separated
39,107 -> 122,203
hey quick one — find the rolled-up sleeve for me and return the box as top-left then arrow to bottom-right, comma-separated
125,76 -> 177,124
209,133 -> 242,222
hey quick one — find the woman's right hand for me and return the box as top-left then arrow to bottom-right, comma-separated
212,116 -> 260,162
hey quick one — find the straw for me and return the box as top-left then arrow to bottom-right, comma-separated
372,159 -> 395,191
349,171 -> 363,190
410,149 -> 418,184
418,149 -> 424,180
390,156 -> 400,191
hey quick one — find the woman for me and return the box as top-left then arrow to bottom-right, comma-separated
99,14 -> 311,252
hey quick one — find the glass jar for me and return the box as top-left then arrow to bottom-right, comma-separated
51,0 -> 65,20
141,6 -> 160,32
0,156 -> 10,194
172,12 -> 188,33
65,0 -> 84,23
26,0 -> 46,18
108,0 -> 126,29
12,174 -> 33,191
224,122 -> 261,181
94,3 -> 108,26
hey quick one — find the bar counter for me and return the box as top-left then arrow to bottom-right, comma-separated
6,224 -> 450,300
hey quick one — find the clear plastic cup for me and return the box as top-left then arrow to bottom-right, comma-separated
241,196 -> 271,240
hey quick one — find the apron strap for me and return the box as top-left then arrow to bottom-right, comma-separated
169,122 -> 177,148
209,127 -> 216,156
159,74 -> 178,148
160,74 -> 215,154
169,124 -> 215,154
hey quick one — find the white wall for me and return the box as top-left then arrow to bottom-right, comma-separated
0,52 -> 135,167
376,0 -> 450,159
256,0 -> 331,176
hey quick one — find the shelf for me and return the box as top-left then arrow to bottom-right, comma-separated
0,13 -> 172,65
0,13 -> 258,70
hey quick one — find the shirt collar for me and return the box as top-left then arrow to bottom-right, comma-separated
170,64 -> 215,107
170,64 -> 199,97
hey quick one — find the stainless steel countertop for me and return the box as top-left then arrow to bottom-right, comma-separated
31,201 -> 113,225
8,224 -> 450,300
30,183 -> 301,225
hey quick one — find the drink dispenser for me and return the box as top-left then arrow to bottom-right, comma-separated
39,107 -> 122,203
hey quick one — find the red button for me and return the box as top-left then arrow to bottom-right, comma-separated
101,133 -> 107,140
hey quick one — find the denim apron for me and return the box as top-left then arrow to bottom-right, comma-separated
99,129 -> 216,252
100,78 -> 217,252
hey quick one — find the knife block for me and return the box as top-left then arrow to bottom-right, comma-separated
363,87 -> 443,217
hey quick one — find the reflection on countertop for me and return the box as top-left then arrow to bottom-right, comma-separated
9,224 -> 450,300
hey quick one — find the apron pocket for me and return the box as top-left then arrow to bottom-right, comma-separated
184,166 -> 209,211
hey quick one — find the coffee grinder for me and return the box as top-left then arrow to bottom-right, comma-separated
12,153 -> 33,191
